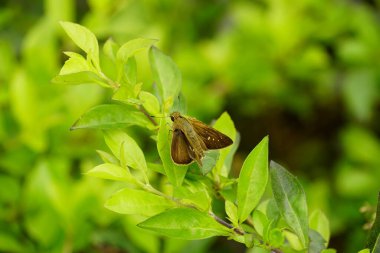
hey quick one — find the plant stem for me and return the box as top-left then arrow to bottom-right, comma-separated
138,105 -> 158,126
209,211 -> 244,235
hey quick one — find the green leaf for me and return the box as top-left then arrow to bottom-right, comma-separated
104,130 -> 147,173
309,229 -> 327,253
213,112 -> 237,177
321,249 -> 337,253
103,38 -> 119,62
268,228 -> 284,248
71,104 -> 155,130
85,163 -> 133,182
137,208 -> 231,239
367,192 -> 380,250
270,161 -> 309,248
283,230 -> 304,251
200,150 -> 220,175
105,188 -> 173,216
59,52 -> 91,74
309,209 -> 330,243
60,21 -> 100,69
252,210 -> 268,236
96,150 -> 119,164
116,38 -> 157,63
157,118 -> 187,186
225,200 -> 239,227
139,91 -> 160,115
149,46 -> 181,107
357,250 -> 370,253
52,71 -> 108,87
237,136 -> 269,223
373,234 -> 380,253
173,186 -> 211,211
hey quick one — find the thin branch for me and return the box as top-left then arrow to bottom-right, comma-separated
138,105 -> 158,126
209,212 -> 244,235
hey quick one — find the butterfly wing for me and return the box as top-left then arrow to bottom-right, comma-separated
171,129 -> 193,164
189,118 -> 233,149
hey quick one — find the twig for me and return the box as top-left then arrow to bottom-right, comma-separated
138,105 -> 158,126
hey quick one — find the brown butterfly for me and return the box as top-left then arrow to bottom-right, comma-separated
170,112 -> 233,166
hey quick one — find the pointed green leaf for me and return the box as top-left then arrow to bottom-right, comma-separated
157,118 -> 187,186
117,38 -> 157,63
358,250 -> 370,253
225,200 -> 238,227
71,104 -> 155,130
96,150 -> 119,164
105,188 -> 173,216
173,186 -> 211,211
104,130 -> 147,173
139,91 -> 160,115
321,249 -> 337,253
237,136 -> 269,222
103,38 -> 119,62
52,71 -> 107,87
59,52 -> 91,74
270,161 -> 309,248
149,46 -> 181,106
60,21 -> 99,69
213,112 -> 237,177
86,163 -> 133,182
138,208 -> 231,239
309,209 -> 330,243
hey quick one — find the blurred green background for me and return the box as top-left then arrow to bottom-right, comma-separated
1,0 -> 380,252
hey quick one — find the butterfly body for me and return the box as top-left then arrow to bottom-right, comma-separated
170,112 -> 233,166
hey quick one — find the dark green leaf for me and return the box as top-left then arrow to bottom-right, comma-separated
308,229 -> 326,253
138,208 -> 231,239
373,234 -> 380,253
237,136 -> 269,222
200,150 -> 219,175
71,104 -> 155,130
270,161 -> 309,248
105,188 -> 173,216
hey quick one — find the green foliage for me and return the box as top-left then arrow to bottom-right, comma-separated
2,1 -> 380,252
54,22 -> 340,252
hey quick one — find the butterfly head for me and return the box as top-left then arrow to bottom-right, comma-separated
170,112 -> 181,122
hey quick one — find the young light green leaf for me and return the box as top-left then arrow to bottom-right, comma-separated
59,52 -> 91,74
357,250 -> 370,253
96,150 -> 119,164
237,136 -> 269,223
70,104 -> 155,130
225,200 -> 239,227
60,21 -> 100,70
137,208 -> 231,240
270,161 -> 309,248
157,118 -> 187,186
103,38 -> 119,62
309,209 -> 330,243
52,71 -> 108,87
149,46 -> 181,107
321,249 -> 337,253
104,130 -> 147,173
283,230 -> 303,251
139,91 -> 160,115
105,188 -> 173,216
252,210 -> 268,236
213,112 -> 237,177
85,163 -> 133,182
116,38 -> 157,63
173,186 -> 210,211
